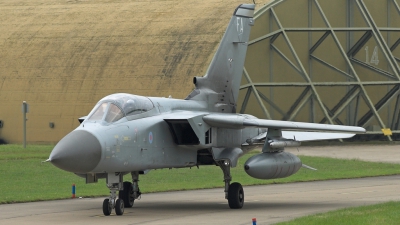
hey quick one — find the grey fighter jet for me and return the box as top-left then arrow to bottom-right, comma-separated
47,4 -> 365,216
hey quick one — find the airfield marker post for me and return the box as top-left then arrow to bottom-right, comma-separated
72,184 -> 76,198
22,101 -> 28,148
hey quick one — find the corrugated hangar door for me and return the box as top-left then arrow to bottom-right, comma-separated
240,0 -> 400,140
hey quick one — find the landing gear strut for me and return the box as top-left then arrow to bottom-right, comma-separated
218,161 -> 244,209
103,172 -> 142,216
119,172 -> 142,208
103,177 -> 124,216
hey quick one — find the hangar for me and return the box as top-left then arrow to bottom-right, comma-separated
0,0 -> 398,143
240,0 -> 400,141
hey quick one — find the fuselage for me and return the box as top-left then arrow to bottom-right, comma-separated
49,93 -> 261,175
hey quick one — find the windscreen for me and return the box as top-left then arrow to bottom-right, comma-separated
87,102 -> 108,121
86,93 -> 154,124
104,103 -> 124,123
99,93 -> 154,116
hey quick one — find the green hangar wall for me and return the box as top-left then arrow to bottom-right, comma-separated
240,0 -> 400,140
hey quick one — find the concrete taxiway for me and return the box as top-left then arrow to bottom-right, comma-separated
1,145 -> 400,224
287,144 -> 400,164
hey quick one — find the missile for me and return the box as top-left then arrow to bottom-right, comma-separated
268,140 -> 301,149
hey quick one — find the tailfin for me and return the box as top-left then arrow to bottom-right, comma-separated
186,4 -> 255,113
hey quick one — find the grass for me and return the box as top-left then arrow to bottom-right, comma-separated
1,144 -> 400,204
276,201 -> 400,225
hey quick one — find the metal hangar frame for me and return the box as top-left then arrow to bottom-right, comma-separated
240,0 -> 400,140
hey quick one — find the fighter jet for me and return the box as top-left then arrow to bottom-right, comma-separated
47,4 -> 365,216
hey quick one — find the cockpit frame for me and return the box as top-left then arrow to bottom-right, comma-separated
85,93 -> 156,125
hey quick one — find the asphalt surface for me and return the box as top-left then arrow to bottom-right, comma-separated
287,144 -> 400,163
1,145 -> 400,224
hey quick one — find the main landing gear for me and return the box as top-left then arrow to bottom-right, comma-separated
218,161 -> 244,209
103,171 -> 142,216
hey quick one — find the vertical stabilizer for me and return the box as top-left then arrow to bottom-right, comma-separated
186,4 -> 255,113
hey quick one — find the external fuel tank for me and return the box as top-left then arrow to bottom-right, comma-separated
244,152 -> 302,180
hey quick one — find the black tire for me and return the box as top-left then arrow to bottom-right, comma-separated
102,199 -> 112,216
119,181 -> 135,208
228,182 -> 244,209
115,199 -> 124,216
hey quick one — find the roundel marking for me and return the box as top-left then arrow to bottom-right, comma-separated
149,131 -> 153,144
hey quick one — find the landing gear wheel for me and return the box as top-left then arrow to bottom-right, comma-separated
228,182 -> 244,209
115,199 -> 124,216
119,181 -> 134,208
102,199 -> 112,216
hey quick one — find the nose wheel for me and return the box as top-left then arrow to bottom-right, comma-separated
102,199 -> 112,216
103,186 -> 124,216
115,199 -> 124,215
103,173 -> 124,216
102,198 -> 125,216
103,172 -> 142,216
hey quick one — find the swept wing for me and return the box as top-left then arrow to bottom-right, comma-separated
203,114 -> 365,133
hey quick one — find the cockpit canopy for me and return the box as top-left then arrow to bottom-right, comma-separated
86,93 -> 154,123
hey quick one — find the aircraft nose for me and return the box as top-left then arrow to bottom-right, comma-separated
49,130 -> 101,173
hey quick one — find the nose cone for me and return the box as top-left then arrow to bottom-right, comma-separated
49,130 -> 101,173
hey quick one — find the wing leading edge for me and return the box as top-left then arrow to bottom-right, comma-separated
203,114 -> 366,133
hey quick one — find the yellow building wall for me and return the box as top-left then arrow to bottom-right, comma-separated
0,0 -> 271,143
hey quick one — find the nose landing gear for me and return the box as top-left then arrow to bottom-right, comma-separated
103,172 -> 142,216
103,181 -> 124,216
103,197 -> 125,216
